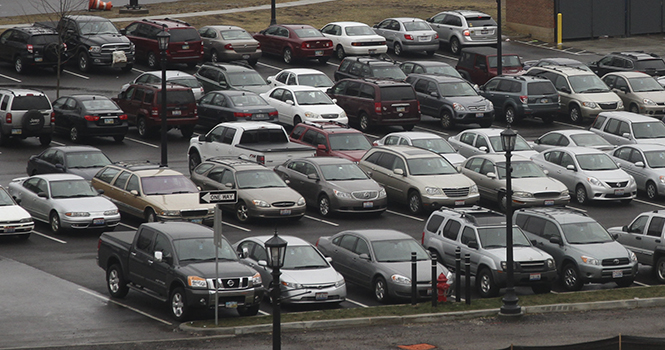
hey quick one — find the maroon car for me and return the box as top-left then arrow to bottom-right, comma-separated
253,24 -> 333,65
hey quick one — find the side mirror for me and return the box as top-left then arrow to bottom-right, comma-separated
55,163 -> 65,170
225,182 -> 235,189
543,169 -> 549,175
622,225 -> 628,232
622,132 -> 632,139
120,29 -> 126,35
635,161 -> 645,168
130,190 -> 139,196
325,257 -> 333,263
14,197 -> 21,204
307,173 -> 319,180
154,251 -> 163,262
611,232 -> 619,240
240,247 -> 249,259
534,139 -> 541,144
456,165 -> 462,173
359,253 -> 370,260
429,91 -> 438,97
317,144 -> 328,152
560,87 -> 571,94
479,146 -> 489,153
198,134 -> 206,142
37,192 -> 48,198
332,98 -> 337,104
486,172 -> 496,179
549,236 -> 563,245
258,260 -> 268,267
393,168 -> 404,175
96,189 -> 104,195
566,164 -> 576,171
286,100 -> 295,105
467,240 -> 479,249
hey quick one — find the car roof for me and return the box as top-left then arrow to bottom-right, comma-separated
30,173 -> 86,181
408,73 -> 467,83
461,47 -> 516,56
0,88 -> 47,96
339,229 -> 411,241
244,235 -> 311,246
205,25 -> 246,31
436,206 -> 507,227
603,71 -> 653,78
440,10 -> 491,17
461,128 -> 509,137
202,157 -> 265,169
144,222 -> 214,239
531,65 -> 595,76
610,51 -> 662,60
546,146 -> 608,155
516,207 -> 593,224
139,18 -> 195,29
598,111 -> 658,122
296,156 -> 354,165
468,154 -> 531,163
280,24 -> 319,30
213,90 -> 260,97
41,145 -> 104,153
384,131 -> 442,140
273,85 -> 327,92
327,21 -> 372,27
107,163 -> 185,177
390,17 -> 427,22
403,60 -> 452,66
201,62 -> 256,72
617,143 -> 665,151
69,95 -> 114,102
544,129 -> 597,137
11,25 -> 58,35
277,68 -> 326,75
140,70 -> 196,79
66,15 -> 109,22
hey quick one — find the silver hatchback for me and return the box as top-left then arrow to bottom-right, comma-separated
425,10 -> 497,55
372,17 -> 439,56
611,143 -> 665,199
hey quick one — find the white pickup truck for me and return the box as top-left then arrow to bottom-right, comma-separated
187,122 -> 315,171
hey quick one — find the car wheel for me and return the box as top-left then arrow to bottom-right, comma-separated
562,263 -> 583,291
318,56 -> 330,64
106,264 -> 129,298
235,201 -> 250,223
336,45 -> 345,60
49,211 -> 62,234
498,192 -> 508,213
615,278 -> 634,288
373,276 -> 389,303
505,106 -> 516,124
283,47 -> 293,64
78,52 -> 91,73
113,135 -> 125,143
0,132 -> 8,146
531,284 -> 551,294
137,117 -> 149,138
39,134 -> 52,146
14,56 -> 26,74
147,51 -> 158,69
293,116 -> 302,127
121,64 -> 133,73
655,256 -> 665,283
170,287 -> 190,322
476,268 -> 499,297
237,304 -> 260,316
449,37 -> 461,55
145,208 -> 156,223
69,126 -> 82,143
248,58 -> 259,66
408,190 -> 422,214
569,105 -> 582,124
541,114 -> 554,125
575,184 -> 588,204
188,151 -> 202,174
359,113 -> 371,132
393,42 -> 403,56
440,109 -> 454,129
318,194 -> 331,217
426,50 -> 435,56
402,124 -> 415,131
647,181 -> 658,199
629,104 -> 640,114
180,125 -> 194,139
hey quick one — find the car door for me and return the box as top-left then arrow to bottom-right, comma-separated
31,148 -> 58,175
145,232 -> 173,297
554,151 -> 579,190
196,92 -> 217,127
439,218 -> 463,267
374,20 -> 397,48
462,157 -> 491,199
522,216 -> 565,265
616,214 -> 650,263
328,234 -> 358,282
613,147 -> 649,190
127,227 -> 156,287
602,117 -> 633,145
17,177 -> 47,221
238,241 -> 272,284
0,30 -> 17,62
426,13 -> 449,43
459,226 -> 481,274
412,78 -> 437,116
351,236 -> 374,289
198,125 -> 237,158
296,161 -> 322,204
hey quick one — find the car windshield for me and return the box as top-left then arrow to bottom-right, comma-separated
294,28 -> 322,38
50,179 -> 98,198
569,75 -> 610,93
411,138 -> 456,154
168,28 -> 200,42
230,94 -> 269,106
175,237 -> 237,262
66,151 -> 112,168
477,227 -> 532,248
170,77 -> 202,89
0,188 -> 16,206
645,150 -> 665,168
319,163 -> 369,181
496,161 -> 546,179
570,133 -> 612,147
81,98 -> 119,111
329,133 -> 371,151
294,90 -> 334,105
141,175 -> 199,195
633,122 -> 665,139
488,55 -> 522,68
488,135 -> 532,152
79,20 -> 118,35
560,222 -> 613,244
425,65 -> 461,77
403,21 -> 431,31
344,25 -> 375,36
372,239 -> 429,262
407,157 -> 457,175
236,170 -> 286,189
373,66 -> 407,80
297,74 -> 333,88
439,82 -> 478,97
220,29 -> 253,40
283,245 -> 329,269
628,77 -> 664,92
227,71 -> 267,86
575,154 -> 619,171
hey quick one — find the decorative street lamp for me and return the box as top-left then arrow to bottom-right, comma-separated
157,26 -> 170,167
496,0 -> 502,77
265,229 -> 287,350
270,0 -> 276,25
499,127 -> 521,317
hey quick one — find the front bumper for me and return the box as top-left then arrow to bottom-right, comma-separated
493,269 -> 558,288
187,286 -> 265,310
422,192 -> 481,211
246,204 -> 307,220
330,195 -> 388,214
511,195 -> 570,208
61,213 -> 121,230
89,52 -> 135,67
578,262 -> 638,284
586,183 -> 637,201
280,283 -> 346,304
0,221 -> 34,236
454,110 -> 495,124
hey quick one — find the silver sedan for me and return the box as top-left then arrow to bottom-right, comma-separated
611,143 -> 665,199
531,129 -> 615,153
8,173 -> 120,234
448,128 -> 538,159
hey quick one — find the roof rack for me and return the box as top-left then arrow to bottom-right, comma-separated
515,206 -> 589,219
302,120 -> 350,129
439,206 -> 506,226
163,18 -> 191,26
113,160 -> 163,171
204,156 -> 259,166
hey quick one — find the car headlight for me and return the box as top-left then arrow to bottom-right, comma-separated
89,46 -> 102,54
581,255 -> 600,265
487,101 -> 494,110
643,98 -> 656,106
335,277 -> 345,288
500,261 -> 517,271
20,217 -> 33,223
188,276 -> 207,288
452,103 -> 466,111
333,189 -> 352,198
512,191 -> 533,198
252,272 -> 262,285
379,187 -> 387,198
561,189 -> 569,196
546,258 -> 555,269
628,250 -> 638,263
628,175 -> 635,185
391,274 -> 411,285
469,184 -> 478,194
339,110 -> 347,118
252,199 -> 270,207
130,42 -> 136,52
104,209 -> 119,215
304,111 -> 321,118
581,101 -> 597,108
297,197 -> 306,206
161,210 -> 180,216
425,187 -> 443,195
65,212 -> 90,217
617,100 -> 624,109
660,175 -> 665,184
281,280 -> 302,289
586,176 -> 604,187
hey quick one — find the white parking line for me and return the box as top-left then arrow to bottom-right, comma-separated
0,73 -> 21,83
223,221 -> 251,232
258,310 -> 270,315
414,125 -> 449,136
126,137 -> 159,148
52,141 -> 66,146
132,68 -> 145,74
78,288 -> 173,325
363,132 -> 381,139
634,198 -> 665,209
119,222 -> 138,230
633,281 -> 650,287
33,231 -> 67,244
304,215 -> 339,226
345,298 -> 368,308
553,120 -> 586,129
63,69 -> 90,80
326,62 -> 340,68
256,62 -> 283,71
434,53 -> 457,61
386,210 -> 424,222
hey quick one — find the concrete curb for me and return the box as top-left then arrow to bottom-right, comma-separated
178,296 -> 665,336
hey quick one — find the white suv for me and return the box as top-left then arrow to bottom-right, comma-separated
0,88 -> 54,146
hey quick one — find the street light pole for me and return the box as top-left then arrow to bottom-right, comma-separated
500,128 -> 521,317
157,26 -> 170,167
496,0 -> 502,77
270,0 -> 276,25
265,230 -> 287,350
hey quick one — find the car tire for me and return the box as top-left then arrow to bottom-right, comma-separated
69,126 -> 82,143
237,304 -> 260,316
137,117 -> 149,138
14,56 -> 26,74
505,106 -> 516,124
654,256 -> 665,283
293,116 -> 302,127
629,104 -> 640,114
647,181 -> 658,200
235,201 -> 250,223
188,151 -> 202,174
0,132 -> 9,146
615,278 -> 634,288
359,113 -> 371,132
210,50 -> 219,63
106,264 -> 129,298
531,284 -> 552,294
78,51 -> 91,73
402,124 -> 415,131
373,276 -> 389,303
476,267 -> 499,297
318,194 -> 331,217
187,62 -> 197,69
393,42 -> 403,56
145,208 -> 156,223
498,192 -> 508,213
562,263 -> 583,291
541,114 -> 554,125
449,37 -> 461,55
121,64 -> 134,73
170,287 -> 190,322
248,58 -> 259,66
39,134 -> 52,146
575,184 -> 588,204
113,135 -> 125,143
283,47 -> 293,64
318,56 -> 330,64
440,109 -> 454,130
147,51 -> 158,69
180,125 -> 194,139
49,211 -> 62,234
426,50 -> 435,56
569,105 -> 582,124
336,45 -> 345,60
408,190 -> 422,214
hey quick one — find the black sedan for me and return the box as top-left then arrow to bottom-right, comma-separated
52,95 -> 129,143
197,90 -> 278,128
27,146 -> 113,181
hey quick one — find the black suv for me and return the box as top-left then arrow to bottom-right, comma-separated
334,56 -> 406,81
0,26 -> 66,74
194,62 -> 270,94
478,75 -> 559,124
588,51 -> 665,77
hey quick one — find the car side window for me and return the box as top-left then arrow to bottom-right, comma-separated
212,93 -> 226,107
346,81 -> 361,96
539,133 -> 561,146
133,88 -> 145,102
338,60 -> 353,73
647,217 -> 665,237
614,147 -> 632,161
442,219 -> 461,240
543,151 -> 561,165
376,153 -> 396,169
221,128 -> 236,144
459,132 -> 475,145
113,171 -> 132,190
276,72 -> 288,84
553,75 -> 569,91
0,95 -> 7,111
484,79 -> 500,91
384,136 -> 399,145
302,129 -> 317,145
542,221 -> 560,240
392,156 -> 406,173
629,149 -> 644,164
96,167 -> 120,184
282,90 -> 294,103
413,65 -> 425,74
331,81 -> 347,95
287,74 -> 297,85
464,157 -> 484,173
414,79 -> 428,94
207,168 -> 226,183
426,215 -> 444,234
591,115 -> 607,130
604,118 -> 620,135
23,178 -> 42,195
615,77 -> 629,91
291,125 -> 306,140
628,215 -> 649,234
524,216 -> 545,236
560,153 -> 575,168
363,151 -> 382,165
359,84 -> 374,99
135,229 -> 156,253
339,235 -> 358,251
479,160 -> 494,175
349,62 -> 363,76
399,138 -> 409,145
460,227 -> 476,245
153,233 -> 173,262
126,175 -> 140,193
354,239 -> 370,255
475,136 -> 489,149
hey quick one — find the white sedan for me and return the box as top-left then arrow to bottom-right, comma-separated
0,185 -> 33,239
266,68 -> 334,92
320,21 -> 388,60
8,174 -> 120,234
260,85 -> 348,126
374,131 -> 467,166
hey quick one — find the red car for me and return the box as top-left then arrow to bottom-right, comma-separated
253,24 -> 333,65
289,121 -> 372,162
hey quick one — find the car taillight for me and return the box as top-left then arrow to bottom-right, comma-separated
257,155 -> 265,165
50,112 -> 55,123
326,41 -> 332,47
380,41 -> 386,45
234,112 -> 252,118
417,100 -> 421,113
257,42 -> 261,49
302,42 -> 311,49
151,107 -> 159,116
194,108 -> 197,116
224,43 -> 234,50
6,113 -> 12,123
404,34 -> 414,40
268,110 -> 278,117
63,43 -> 67,51
463,29 -> 470,36
119,114 -> 128,120
373,140 -> 379,146
375,102 -> 382,114
434,33 -> 439,39
422,231 -> 425,244
27,44 -> 34,53
200,45 -> 204,55
520,95 -> 528,104
351,42 -> 361,47
84,115 -> 100,121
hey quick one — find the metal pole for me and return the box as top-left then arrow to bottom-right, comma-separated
213,205 -> 222,326
465,253 -> 471,305
411,252 -> 417,305
272,267 -> 281,350
270,0 -> 276,25
431,252 -> 437,307
160,48 -> 168,166
455,247 -> 461,303
500,148 -> 521,315
496,0 -> 502,77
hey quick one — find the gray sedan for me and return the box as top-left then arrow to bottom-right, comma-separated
198,25 -> 262,65
316,229 -> 453,303
531,129 -> 615,153
611,143 -> 665,199
8,173 -> 120,234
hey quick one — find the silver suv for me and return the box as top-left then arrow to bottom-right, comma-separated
0,89 -> 53,146
422,206 -> 557,297
514,207 -> 638,291
425,10 -> 497,55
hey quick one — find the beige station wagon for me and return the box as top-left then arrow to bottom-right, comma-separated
91,162 -> 214,223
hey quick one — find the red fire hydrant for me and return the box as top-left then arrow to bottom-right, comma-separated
437,273 -> 449,302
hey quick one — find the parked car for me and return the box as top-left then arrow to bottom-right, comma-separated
320,21 -> 387,59
190,157 -> 306,223
358,145 -> 479,214
0,88 -> 54,146
0,25 -> 67,74
455,47 -> 525,85
235,235 -> 346,303
194,62 -> 271,94
589,111 -> 665,146
91,162 -> 214,223
422,206 -> 556,297
399,60 -> 463,79
327,78 -> 420,131
373,131 -> 466,166
601,71 -> 665,116
448,128 -> 538,159
260,85 -> 348,127
52,95 -> 128,143
316,229 -> 453,302
531,129 -> 615,153
514,207 -> 638,291
121,70 -> 204,100
334,56 -> 406,81
113,83 -> 197,139
611,144 -> 665,199
478,75 -> 559,124
587,51 -> 665,77
197,90 -> 277,128
274,157 -> 387,216
26,146 -> 112,181
530,147 -> 637,204
198,25 -> 261,65
8,173 -> 120,234
0,185 -> 34,239
522,57 -> 591,72
288,121 -> 372,162
425,10 -> 497,55
266,68 -> 334,92
405,74 -> 494,129
253,24 -> 333,64
372,17 -> 439,56
122,18 -> 203,69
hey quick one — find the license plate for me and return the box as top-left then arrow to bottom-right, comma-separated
92,218 -> 105,225
315,50 -> 323,56
544,200 -> 554,206
172,110 -> 181,116
225,301 -> 238,308
541,98 -> 549,103
35,57 -> 43,62
529,273 -> 541,281
455,200 -> 465,206
280,209 -> 291,215
613,271 -> 623,278
418,36 -> 430,42
368,49 -> 377,54
182,44 -> 189,50
396,106 -> 405,112
476,113 -> 484,117
242,54 -> 250,59
614,189 -> 624,196
5,227 -> 15,233
12,129 -> 22,135
253,113 -> 268,120
103,118 -> 115,124
363,201 -> 373,208
426,288 -> 432,295
481,30 -> 488,35
315,292 -> 328,300
191,218 -> 203,224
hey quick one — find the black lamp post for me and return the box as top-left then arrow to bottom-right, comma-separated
265,230 -> 287,350
270,0 -> 276,25
157,27 -> 170,167
499,127 -> 521,317
496,0 -> 502,77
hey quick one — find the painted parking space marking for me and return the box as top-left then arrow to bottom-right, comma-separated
126,137 -> 159,148
345,298 -> 369,308
386,210 -> 424,222
78,288 -> 173,326
414,125 -> 449,136
633,281 -> 649,287
635,198 -> 665,209
258,310 -> 270,315
256,62 -> 283,71
0,73 -> 21,83
119,222 -> 138,230
33,230 -> 67,244
434,53 -> 457,61
52,141 -> 66,146
326,62 -> 340,68
132,68 -> 145,74
304,215 -> 339,226
223,221 -> 251,232
63,70 -> 90,80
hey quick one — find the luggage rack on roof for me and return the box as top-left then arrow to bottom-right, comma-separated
438,205 -> 507,226
515,206 -> 589,218
113,160 -> 164,170
204,156 -> 259,166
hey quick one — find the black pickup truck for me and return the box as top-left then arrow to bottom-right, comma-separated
97,221 -> 264,321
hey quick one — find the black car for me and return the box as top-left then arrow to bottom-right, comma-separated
334,55 -> 406,81
27,145 -> 113,181
194,62 -> 270,94
0,25 -> 66,74
197,90 -> 278,128
587,51 -> 665,77
479,75 -> 559,124
52,95 -> 129,143
399,60 -> 463,79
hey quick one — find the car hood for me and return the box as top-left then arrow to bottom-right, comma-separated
180,260 -> 257,278
568,240 -> 631,259
446,95 -> 489,106
441,153 -> 466,166
632,91 -> 665,103
513,177 -> 567,193
379,260 -> 450,282
240,187 -> 302,202
281,266 -> 340,284
55,196 -> 117,212
299,104 -> 345,114
0,205 -> 31,220
485,246 -> 552,262
411,173 -> 475,188
144,193 -> 215,211
583,169 -> 631,182
330,150 -> 368,162
576,91 -> 621,102
635,138 -> 665,146
328,178 -> 382,192
236,85 -> 271,94
85,33 -> 131,45
67,167 -> 106,181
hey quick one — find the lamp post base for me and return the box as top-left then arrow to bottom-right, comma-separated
499,290 -> 522,320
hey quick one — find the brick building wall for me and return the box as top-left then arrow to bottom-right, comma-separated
506,0 -> 555,42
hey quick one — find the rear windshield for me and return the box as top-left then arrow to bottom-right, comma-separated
30,34 -> 60,45
230,94 -> 268,106
82,98 -> 119,111
466,16 -> 497,27
488,55 -> 522,68
169,28 -> 200,42
527,81 -> 557,95
156,90 -> 195,105
170,77 -> 202,88
345,26 -> 375,36
372,66 -> 407,80
11,95 -> 51,110
379,86 -> 415,100
220,30 -> 253,40
635,59 -> 665,70
239,129 -> 288,144
294,28 -> 322,38
227,71 -> 267,86
403,21 -> 431,31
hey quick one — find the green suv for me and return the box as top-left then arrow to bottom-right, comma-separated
479,75 -> 559,124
